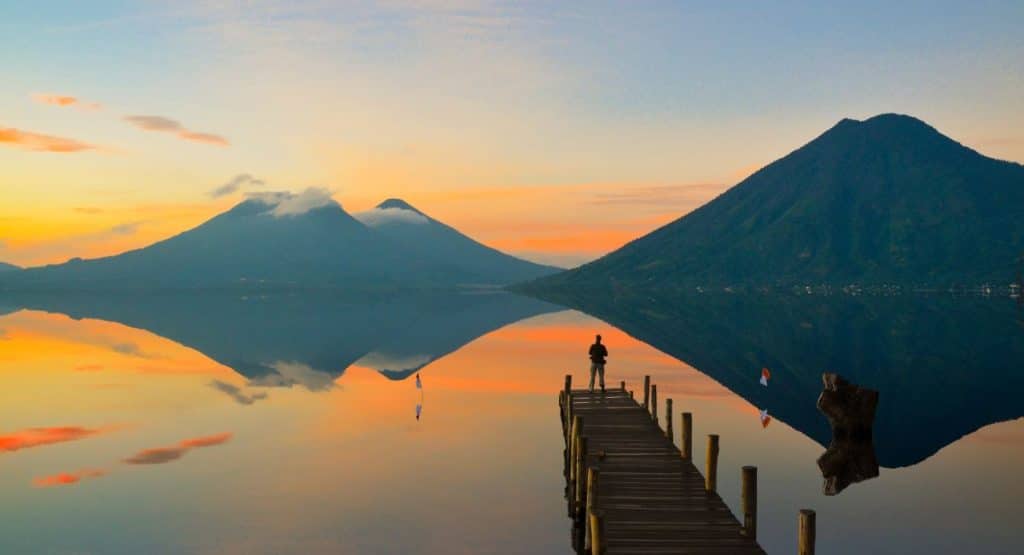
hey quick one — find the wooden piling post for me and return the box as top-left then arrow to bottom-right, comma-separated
741,466 -> 757,539
681,412 -> 693,460
575,436 -> 588,519
620,380 -> 626,391
642,375 -> 651,409
582,465 -> 600,553
665,398 -> 673,439
559,390 -> 568,477
705,434 -> 719,493
589,509 -> 606,555
586,466 -> 599,514
568,415 -> 582,490
570,416 -> 582,478
651,384 -> 658,424
566,416 -> 579,516
558,390 -> 565,427
798,509 -> 816,555
563,374 -> 572,428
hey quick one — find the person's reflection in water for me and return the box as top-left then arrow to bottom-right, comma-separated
415,373 -> 423,421
588,334 -> 608,393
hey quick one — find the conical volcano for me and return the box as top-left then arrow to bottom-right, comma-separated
526,114 -> 1024,292
354,198 -> 561,284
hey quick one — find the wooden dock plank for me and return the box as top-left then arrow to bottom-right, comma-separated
562,387 -> 766,555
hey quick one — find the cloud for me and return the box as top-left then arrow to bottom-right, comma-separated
179,433 -> 233,448
123,446 -> 188,465
111,341 -> 144,356
31,94 -> 101,110
245,191 -> 290,205
74,207 -> 105,214
357,351 -> 433,373
354,207 -> 430,227
247,361 -> 336,391
123,432 -> 232,465
210,173 -> 266,198
272,187 -> 335,217
0,126 -> 98,153
588,184 -> 728,208
123,115 -> 183,132
109,222 -> 143,235
74,364 -> 104,372
209,380 -> 268,405
0,426 -> 106,453
123,115 -> 229,146
108,339 -> 160,360
33,469 -> 106,487
248,187 -> 336,218
178,130 -> 230,145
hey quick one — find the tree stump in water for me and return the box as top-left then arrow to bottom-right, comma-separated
816,373 -> 880,495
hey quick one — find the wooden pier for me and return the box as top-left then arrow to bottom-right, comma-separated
560,376 -> 816,554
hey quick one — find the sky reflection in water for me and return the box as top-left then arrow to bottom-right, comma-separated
0,294 -> 1021,554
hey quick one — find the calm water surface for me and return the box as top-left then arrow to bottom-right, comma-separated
0,292 -> 1021,554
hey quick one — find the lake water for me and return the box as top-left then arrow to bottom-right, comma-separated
1,292 -> 1021,554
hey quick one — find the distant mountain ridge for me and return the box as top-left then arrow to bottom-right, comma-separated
0,195 -> 559,290
524,114 -> 1024,292
0,262 -> 19,273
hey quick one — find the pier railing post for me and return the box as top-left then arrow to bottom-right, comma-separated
570,415 -> 582,480
575,436 -> 588,520
620,380 -> 625,391
559,390 -> 568,477
568,415 -> 582,515
798,509 -> 816,555
705,434 -> 719,493
742,466 -> 757,539
586,466 -> 599,513
643,375 -> 651,409
681,412 -> 693,460
563,374 -> 572,431
586,466 -> 600,552
665,398 -> 673,439
558,390 -> 566,427
561,391 -> 569,425
651,387 -> 659,425
589,509 -> 606,555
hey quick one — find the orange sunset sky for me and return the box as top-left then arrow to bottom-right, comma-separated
2,1 -> 1022,268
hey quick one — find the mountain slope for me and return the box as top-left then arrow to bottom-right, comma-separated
526,114 -> 1024,291
0,196 -> 474,290
354,198 -> 561,284
0,262 -> 19,273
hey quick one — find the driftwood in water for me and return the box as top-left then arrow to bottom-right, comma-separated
816,373 -> 880,495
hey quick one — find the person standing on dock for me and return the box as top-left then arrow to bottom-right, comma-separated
588,334 -> 609,393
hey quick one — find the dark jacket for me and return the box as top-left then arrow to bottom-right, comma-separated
589,343 -> 608,364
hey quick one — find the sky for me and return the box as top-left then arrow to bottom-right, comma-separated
1,0 -> 1022,268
